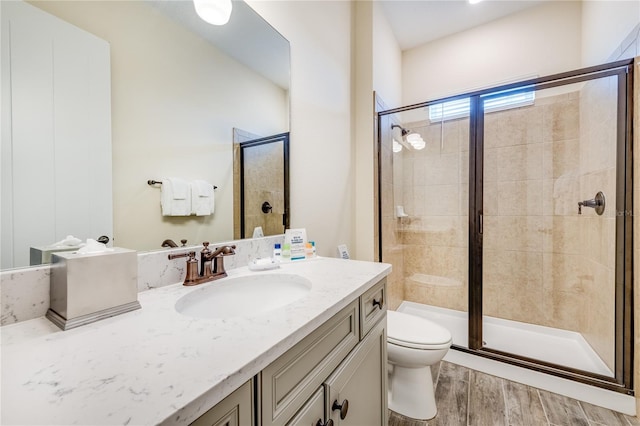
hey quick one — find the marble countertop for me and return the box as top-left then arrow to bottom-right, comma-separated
1,257 -> 390,426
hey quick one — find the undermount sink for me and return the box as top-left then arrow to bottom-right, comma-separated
175,273 -> 312,319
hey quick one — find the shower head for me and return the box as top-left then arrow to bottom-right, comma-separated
391,124 -> 426,150
391,124 -> 411,137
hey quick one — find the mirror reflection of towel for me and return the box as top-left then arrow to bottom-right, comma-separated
191,180 -> 215,216
161,177 -> 191,216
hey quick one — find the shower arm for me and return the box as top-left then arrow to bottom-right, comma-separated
391,124 -> 410,137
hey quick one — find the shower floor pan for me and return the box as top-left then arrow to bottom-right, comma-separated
397,301 -> 613,377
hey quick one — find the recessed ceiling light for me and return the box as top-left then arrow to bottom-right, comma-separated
469,0 -> 483,4
193,0 -> 233,26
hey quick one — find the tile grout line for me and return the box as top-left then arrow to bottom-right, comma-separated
466,368 -> 472,426
576,400 -> 595,426
500,377 -> 509,426
537,389 -> 552,426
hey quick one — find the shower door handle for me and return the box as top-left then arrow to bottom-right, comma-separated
478,213 -> 483,234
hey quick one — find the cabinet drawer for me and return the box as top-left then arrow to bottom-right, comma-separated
285,387 -> 325,426
359,278 -> 386,339
190,379 -> 254,426
261,300 -> 359,426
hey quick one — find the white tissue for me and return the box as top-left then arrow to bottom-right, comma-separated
76,238 -> 113,254
51,235 -> 83,247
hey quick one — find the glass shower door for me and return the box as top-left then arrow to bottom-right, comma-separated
379,107 -> 470,349
478,73 -> 625,378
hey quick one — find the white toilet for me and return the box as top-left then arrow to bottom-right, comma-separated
387,310 -> 452,420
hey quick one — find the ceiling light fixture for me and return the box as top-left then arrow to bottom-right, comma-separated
193,0 -> 233,26
469,0 -> 483,4
392,139 -> 403,153
406,133 -> 426,150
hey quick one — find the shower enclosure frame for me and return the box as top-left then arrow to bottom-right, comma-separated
377,58 -> 634,394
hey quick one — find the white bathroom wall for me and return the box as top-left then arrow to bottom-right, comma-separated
581,0 -> 640,66
353,1 -> 375,261
402,1 -> 582,105
372,3 -> 403,111
247,1 -> 355,258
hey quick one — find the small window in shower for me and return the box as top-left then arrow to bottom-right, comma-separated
428,90 -> 535,122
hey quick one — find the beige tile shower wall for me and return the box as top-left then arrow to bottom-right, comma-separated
482,85 -> 617,371
578,75 -> 618,371
483,98 -> 544,325
380,114 -> 404,310
400,118 -> 469,313
243,143 -> 285,237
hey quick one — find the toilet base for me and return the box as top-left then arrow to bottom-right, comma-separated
388,364 -> 437,420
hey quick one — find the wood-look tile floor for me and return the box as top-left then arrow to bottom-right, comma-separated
389,361 -> 639,426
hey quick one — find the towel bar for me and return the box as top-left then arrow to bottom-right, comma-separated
147,180 -> 217,189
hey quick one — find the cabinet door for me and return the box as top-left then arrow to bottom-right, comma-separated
190,380 -> 254,426
286,387 -> 325,426
261,300 -> 359,426
325,317 -> 387,426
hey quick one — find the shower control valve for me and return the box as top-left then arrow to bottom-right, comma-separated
578,191 -> 605,215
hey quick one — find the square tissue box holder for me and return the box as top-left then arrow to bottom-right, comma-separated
30,245 -> 81,266
46,248 -> 141,330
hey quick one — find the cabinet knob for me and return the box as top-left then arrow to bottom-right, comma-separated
372,297 -> 384,310
316,419 -> 334,426
332,399 -> 349,420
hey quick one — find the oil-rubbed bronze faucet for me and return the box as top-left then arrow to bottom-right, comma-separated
162,239 -> 178,248
168,242 -> 236,286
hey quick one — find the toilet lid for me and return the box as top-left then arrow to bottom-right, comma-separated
387,310 -> 452,349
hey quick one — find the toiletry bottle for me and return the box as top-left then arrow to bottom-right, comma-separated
282,243 -> 291,261
305,242 -> 313,259
311,241 -> 316,257
273,243 -> 282,261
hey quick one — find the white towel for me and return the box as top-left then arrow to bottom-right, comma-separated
190,180 -> 215,216
161,177 -> 191,216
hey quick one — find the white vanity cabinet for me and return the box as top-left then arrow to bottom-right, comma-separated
261,278 -> 387,426
325,319 -> 387,426
285,387 -> 326,426
190,380 -> 255,426
283,319 -> 386,426
190,278 -> 388,426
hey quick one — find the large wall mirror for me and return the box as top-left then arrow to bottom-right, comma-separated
1,0 -> 290,270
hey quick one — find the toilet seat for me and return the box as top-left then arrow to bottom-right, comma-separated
387,310 -> 452,350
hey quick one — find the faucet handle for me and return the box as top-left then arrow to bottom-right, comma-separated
578,191 -> 605,215
168,250 -> 199,286
212,244 -> 236,256
201,241 -> 211,255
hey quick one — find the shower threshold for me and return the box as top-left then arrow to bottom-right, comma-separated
397,301 -> 613,377
396,301 -> 636,414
